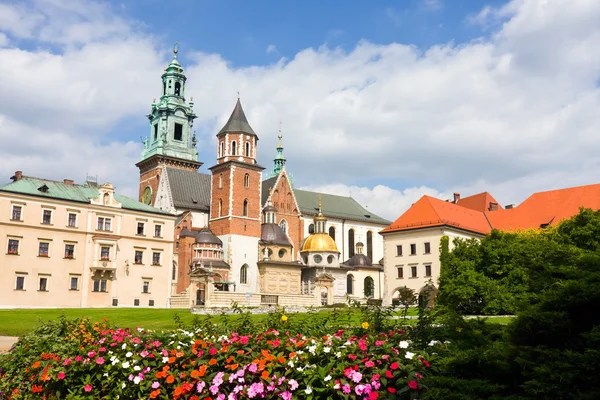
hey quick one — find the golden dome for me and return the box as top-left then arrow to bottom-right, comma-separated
301,233 -> 339,253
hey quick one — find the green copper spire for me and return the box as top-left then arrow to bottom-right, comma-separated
140,44 -> 198,163
267,123 -> 294,186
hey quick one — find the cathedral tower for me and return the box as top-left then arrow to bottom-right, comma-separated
209,98 -> 264,292
136,44 -> 201,206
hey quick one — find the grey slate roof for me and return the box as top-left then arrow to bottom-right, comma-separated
218,99 -> 257,136
261,178 -> 390,225
165,168 -> 211,212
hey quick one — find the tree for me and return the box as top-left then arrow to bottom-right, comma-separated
395,286 -> 416,318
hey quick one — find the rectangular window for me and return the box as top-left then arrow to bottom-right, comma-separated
42,210 -> 52,224
70,277 -> 79,291
97,217 -> 111,231
154,224 -> 162,237
137,222 -> 145,235
152,252 -> 161,265
424,242 -> 431,254
410,244 -> 417,255
397,267 -> 403,279
11,205 -> 22,221
153,124 -> 158,140
134,250 -> 143,264
92,279 -> 107,292
64,244 -> 75,258
38,242 -> 49,257
174,123 -> 183,141
134,298 -> 140,306
7,239 -> 19,255
100,246 -> 110,261
396,245 -> 403,256
425,265 -> 432,277
142,281 -> 150,294
411,266 -> 417,278
15,276 -> 25,290
68,213 -> 77,227
39,277 -> 48,292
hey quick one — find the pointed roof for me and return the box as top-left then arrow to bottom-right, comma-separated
380,195 -> 492,235
218,99 -> 257,137
457,192 -> 502,212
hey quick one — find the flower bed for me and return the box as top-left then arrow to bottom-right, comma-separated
0,317 -> 430,399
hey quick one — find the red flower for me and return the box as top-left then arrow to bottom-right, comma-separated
390,362 -> 399,370
422,359 -> 431,368
369,392 -> 379,399
348,354 -> 357,360
386,370 -> 393,378
388,387 -> 397,394
408,380 -> 419,389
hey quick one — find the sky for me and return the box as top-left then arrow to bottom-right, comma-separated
0,0 -> 599,221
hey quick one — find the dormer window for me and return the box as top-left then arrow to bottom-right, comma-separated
38,184 -> 49,193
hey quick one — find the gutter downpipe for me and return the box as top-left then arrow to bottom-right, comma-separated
342,219 -> 346,261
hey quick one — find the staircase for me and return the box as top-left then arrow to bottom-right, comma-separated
170,289 -> 191,309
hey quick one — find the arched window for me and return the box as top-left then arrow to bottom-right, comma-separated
279,219 -> 287,233
367,231 -> 373,261
218,199 -> 222,217
245,142 -> 250,157
172,261 -> 177,281
163,81 -> 166,95
231,141 -> 237,156
329,226 -> 336,240
347,274 -> 354,295
220,142 -> 225,157
243,199 -> 248,217
348,229 -> 355,257
244,173 -> 249,188
174,82 -> 181,96
308,223 -> 315,234
219,174 -> 223,189
364,276 -> 374,298
240,264 -> 248,284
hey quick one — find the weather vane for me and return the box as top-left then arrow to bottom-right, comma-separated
173,42 -> 179,57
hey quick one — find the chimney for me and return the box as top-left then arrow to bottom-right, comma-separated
64,179 -> 74,185
505,204 -> 514,209
12,171 -> 23,181
453,192 -> 461,203
488,202 -> 498,211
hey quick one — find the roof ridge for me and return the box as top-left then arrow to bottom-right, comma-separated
423,195 -> 444,222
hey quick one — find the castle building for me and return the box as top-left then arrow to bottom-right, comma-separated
381,185 -> 600,306
0,172 -> 176,308
137,47 -> 391,307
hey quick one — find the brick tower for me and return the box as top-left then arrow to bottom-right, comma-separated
136,44 -> 201,206
209,98 -> 264,292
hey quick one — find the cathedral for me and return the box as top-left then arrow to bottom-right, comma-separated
136,47 -> 390,308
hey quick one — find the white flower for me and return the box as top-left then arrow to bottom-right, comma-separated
122,382 -> 126,389
121,361 -> 130,369
305,386 -> 313,394
405,351 -> 415,359
121,343 -> 127,350
162,356 -> 169,363
125,351 -> 133,358
308,345 -> 317,354
296,350 -> 304,355
103,373 -> 108,377
335,352 -> 342,358
428,340 -> 440,346
133,365 -> 141,371
399,341 -> 409,349
324,375 -> 332,382
133,376 -> 141,384
323,346 -> 331,353
288,361 -> 295,368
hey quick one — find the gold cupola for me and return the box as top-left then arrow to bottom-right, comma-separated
300,194 -> 339,253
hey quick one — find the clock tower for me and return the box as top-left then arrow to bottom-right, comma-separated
136,44 -> 202,205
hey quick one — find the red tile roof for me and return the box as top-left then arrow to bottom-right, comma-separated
380,195 -> 492,235
382,183 -> 600,235
457,192 -> 502,212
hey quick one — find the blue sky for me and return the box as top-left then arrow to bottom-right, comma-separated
1,0 -> 600,220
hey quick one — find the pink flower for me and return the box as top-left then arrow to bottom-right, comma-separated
152,381 -> 160,389
352,372 -> 363,383
289,379 -> 299,391
348,354 -> 357,361
209,347 -> 218,356
57,372 -> 66,380
96,357 -> 105,365
98,347 -> 106,352
240,336 -> 249,345
342,384 -> 351,394
365,361 -> 375,368
408,380 -> 419,390
375,340 -> 385,346
249,363 -> 258,373
390,362 -> 399,370
197,381 -> 206,393
87,351 -> 96,358
74,356 -> 82,362
372,373 -> 380,381
84,384 -> 92,392
281,391 -> 292,400
415,373 -> 423,379
140,350 -> 149,358
63,358 -> 71,366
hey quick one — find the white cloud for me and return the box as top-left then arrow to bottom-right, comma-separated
266,44 -> 278,54
1,0 -> 600,222
422,0 -> 443,12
